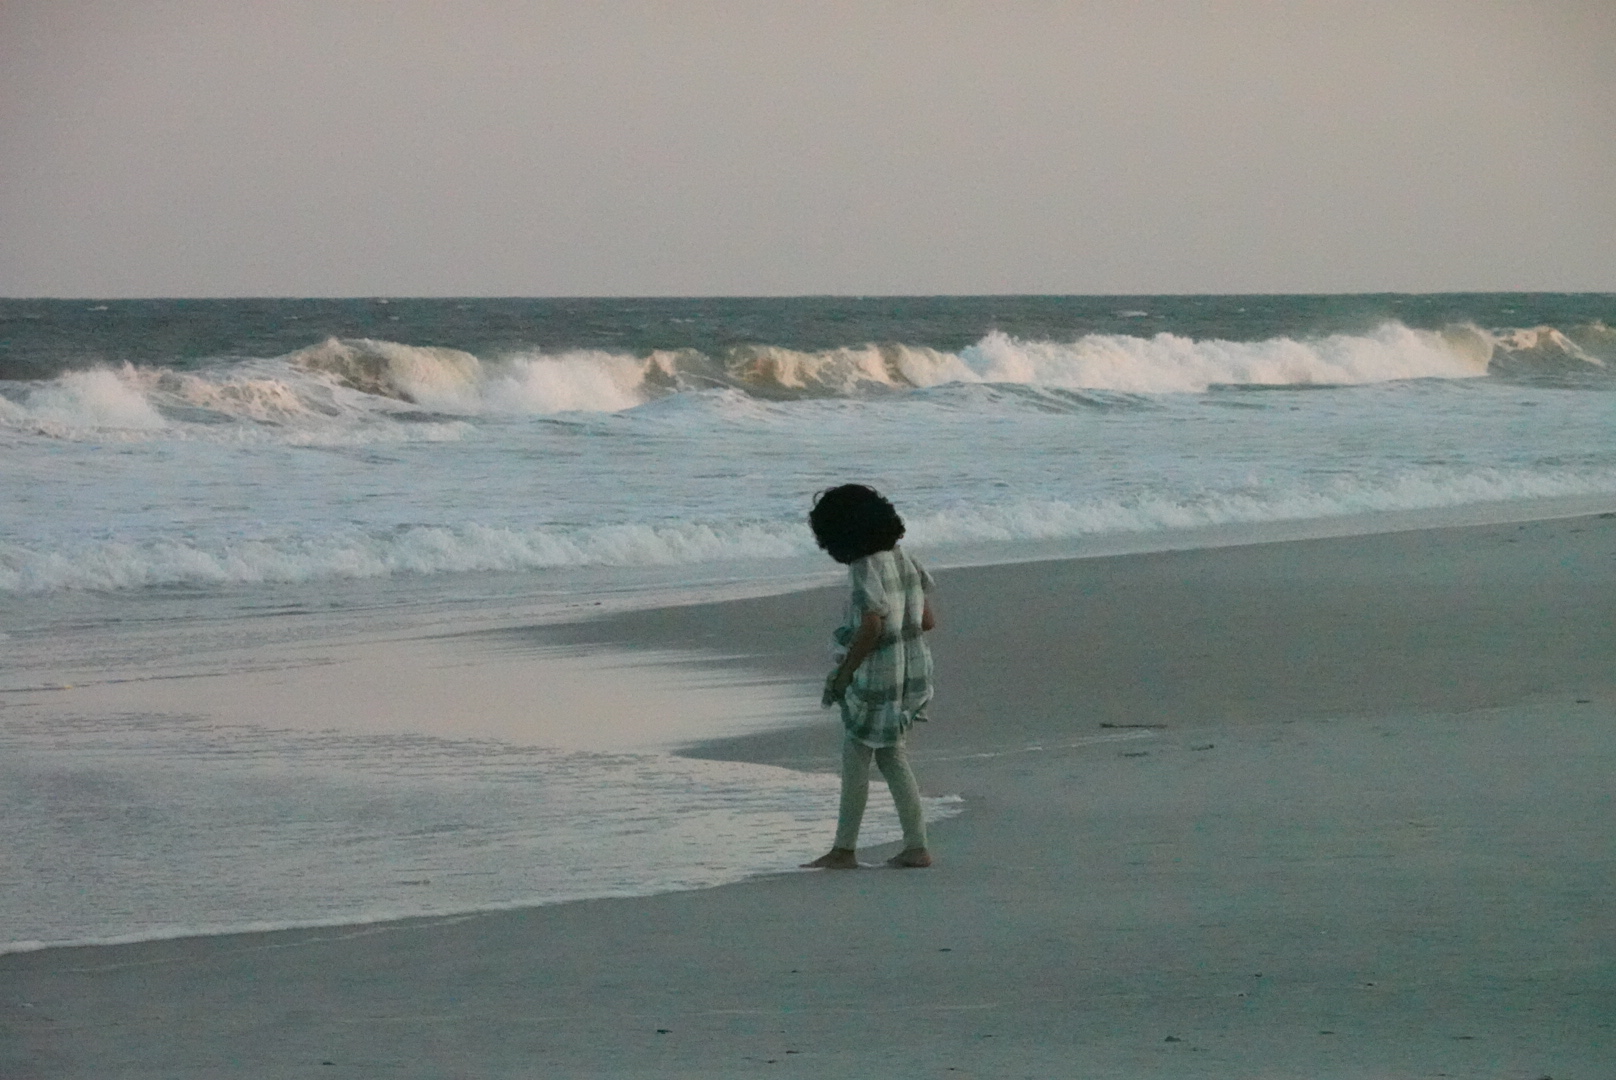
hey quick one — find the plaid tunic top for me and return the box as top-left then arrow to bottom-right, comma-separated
833,546 -> 935,747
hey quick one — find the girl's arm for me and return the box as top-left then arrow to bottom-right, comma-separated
830,610 -> 884,695
922,600 -> 935,632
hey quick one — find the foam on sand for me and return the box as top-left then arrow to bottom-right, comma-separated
1,636 -> 960,953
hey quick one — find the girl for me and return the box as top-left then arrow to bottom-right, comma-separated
802,484 -> 936,870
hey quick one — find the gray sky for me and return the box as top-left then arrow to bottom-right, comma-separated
2,1 -> 1613,297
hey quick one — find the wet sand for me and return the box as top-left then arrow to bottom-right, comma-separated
5,515 -> 1615,1078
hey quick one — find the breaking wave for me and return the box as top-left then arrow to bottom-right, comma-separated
0,359 -> 468,442
292,323 -> 1499,407
0,367 -> 169,433
1,321 -> 1606,436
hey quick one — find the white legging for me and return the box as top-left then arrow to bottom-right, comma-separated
834,736 -> 928,851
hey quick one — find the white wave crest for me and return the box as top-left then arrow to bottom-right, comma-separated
955,324 -> 1492,394
288,337 -> 485,409
0,521 -> 811,594
279,325 -> 1497,414
137,367 -> 337,421
723,343 -> 972,396
484,351 -> 649,413
1490,325 -> 1602,364
5,367 -> 169,434
0,324 -> 1515,444
908,468 -> 1616,548
0,361 -> 475,443
289,338 -> 651,413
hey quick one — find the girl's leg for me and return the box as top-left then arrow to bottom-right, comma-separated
833,737 -> 875,851
874,742 -> 930,861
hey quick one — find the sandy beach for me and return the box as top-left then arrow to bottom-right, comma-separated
5,513 -> 1614,1078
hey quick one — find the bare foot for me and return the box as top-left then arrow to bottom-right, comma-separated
801,848 -> 859,870
886,847 -> 933,868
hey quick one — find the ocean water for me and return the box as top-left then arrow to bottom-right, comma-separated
3,293 -> 1613,950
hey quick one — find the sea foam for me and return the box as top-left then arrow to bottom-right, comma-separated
12,367 -> 169,433
954,323 -> 1494,393
0,708 -> 964,952
6,466 -> 1613,594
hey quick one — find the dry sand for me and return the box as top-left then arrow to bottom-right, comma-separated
5,515 -> 1614,1078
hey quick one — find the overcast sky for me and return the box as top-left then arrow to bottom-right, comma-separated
2,2 -> 1612,297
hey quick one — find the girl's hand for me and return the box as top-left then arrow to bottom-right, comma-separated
822,669 -> 848,707
823,611 -> 879,707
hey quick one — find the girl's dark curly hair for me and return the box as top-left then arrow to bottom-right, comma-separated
809,484 -> 906,564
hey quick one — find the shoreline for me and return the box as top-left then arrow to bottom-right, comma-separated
531,511 -> 1616,766
6,512 -> 1615,1077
